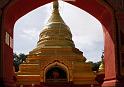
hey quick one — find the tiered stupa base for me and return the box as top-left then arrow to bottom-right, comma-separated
16,48 -> 98,87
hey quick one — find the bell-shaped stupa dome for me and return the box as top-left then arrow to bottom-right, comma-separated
36,1 -> 75,49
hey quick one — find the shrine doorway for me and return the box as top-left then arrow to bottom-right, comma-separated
45,65 -> 68,83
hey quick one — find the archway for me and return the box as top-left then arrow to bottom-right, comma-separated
45,65 -> 68,83
43,61 -> 69,83
1,0 -> 118,87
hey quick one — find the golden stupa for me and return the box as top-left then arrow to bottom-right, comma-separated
16,1 -> 97,86
96,52 -> 105,85
99,59 -> 104,73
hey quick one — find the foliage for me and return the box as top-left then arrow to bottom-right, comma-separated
87,61 -> 102,71
92,61 -> 102,71
13,53 -> 27,72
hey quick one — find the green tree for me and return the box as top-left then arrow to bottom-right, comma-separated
87,61 -> 102,71
92,61 -> 102,71
13,53 -> 20,72
18,53 -> 27,63
13,53 -> 27,72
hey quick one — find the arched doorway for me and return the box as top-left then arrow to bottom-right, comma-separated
44,61 -> 69,84
0,0 -> 120,87
45,65 -> 68,83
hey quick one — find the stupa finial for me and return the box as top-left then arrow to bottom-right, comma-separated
53,0 -> 59,10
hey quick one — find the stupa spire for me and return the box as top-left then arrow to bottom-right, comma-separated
36,0 -> 75,48
53,0 -> 59,10
46,0 -> 65,24
99,51 -> 105,72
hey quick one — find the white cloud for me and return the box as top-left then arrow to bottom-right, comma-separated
22,28 -> 39,38
14,1 -> 104,62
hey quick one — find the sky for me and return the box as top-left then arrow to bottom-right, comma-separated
14,1 -> 104,62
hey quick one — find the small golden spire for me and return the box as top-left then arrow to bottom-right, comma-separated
99,51 -> 104,73
53,0 -> 59,10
